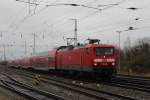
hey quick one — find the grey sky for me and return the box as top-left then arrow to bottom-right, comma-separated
0,0 -> 150,60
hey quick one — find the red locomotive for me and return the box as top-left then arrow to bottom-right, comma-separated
8,39 -> 117,78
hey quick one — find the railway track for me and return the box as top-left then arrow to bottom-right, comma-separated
105,74 -> 150,93
116,74 -> 150,85
16,68 -> 150,93
117,74 -> 150,80
0,72 -> 66,100
6,68 -> 137,100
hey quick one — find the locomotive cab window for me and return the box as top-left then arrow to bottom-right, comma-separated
94,47 -> 114,56
85,48 -> 90,55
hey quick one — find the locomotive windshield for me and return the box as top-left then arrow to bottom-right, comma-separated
94,47 -> 114,55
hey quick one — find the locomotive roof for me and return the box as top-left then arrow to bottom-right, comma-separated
57,43 -> 115,51
85,43 -> 115,48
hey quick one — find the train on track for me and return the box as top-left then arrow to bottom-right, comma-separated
8,39 -> 117,78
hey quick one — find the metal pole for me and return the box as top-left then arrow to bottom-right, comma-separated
3,44 -> 6,61
50,24 -> 53,39
0,32 -> 2,61
0,32 -> 6,61
117,31 -> 121,72
33,33 -> 36,55
25,40 -> 27,55
70,19 -> 77,46
28,0 -> 31,14
75,19 -> 77,45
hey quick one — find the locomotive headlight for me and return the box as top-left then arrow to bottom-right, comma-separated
107,58 -> 115,62
112,62 -> 115,66
94,63 -> 98,66
94,59 -> 102,62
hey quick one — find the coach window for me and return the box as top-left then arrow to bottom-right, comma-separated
86,48 -> 90,55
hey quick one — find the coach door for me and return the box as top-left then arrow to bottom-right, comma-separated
84,48 -> 91,67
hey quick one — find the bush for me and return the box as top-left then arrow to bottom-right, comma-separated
122,38 -> 150,70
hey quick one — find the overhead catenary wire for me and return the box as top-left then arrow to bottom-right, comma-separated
10,3 -> 150,38
77,1 -> 150,36
36,0 -> 100,40
85,15 -> 150,35
16,0 -> 102,11
2,0 -> 150,59
43,0 -> 99,25
10,0 -> 149,34
10,0 -> 61,31
12,0 -> 125,34
47,0 -> 127,33
11,0 -> 101,37
79,0 -> 127,21
8,6 -> 27,30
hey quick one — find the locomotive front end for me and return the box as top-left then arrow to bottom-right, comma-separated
92,46 -> 117,77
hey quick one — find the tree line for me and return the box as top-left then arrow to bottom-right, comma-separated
120,37 -> 150,72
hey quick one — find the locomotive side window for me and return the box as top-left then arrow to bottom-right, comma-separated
86,48 -> 90,55
94,47 -> 114,55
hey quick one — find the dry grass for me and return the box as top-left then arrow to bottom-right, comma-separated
119,66 -> 150,77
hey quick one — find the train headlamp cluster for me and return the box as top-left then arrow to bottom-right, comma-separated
94,58 -> 115,62
94,59 -> 102,62
106,58 -> 115,62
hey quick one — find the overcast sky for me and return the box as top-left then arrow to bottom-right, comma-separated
0,0 -> 150,60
